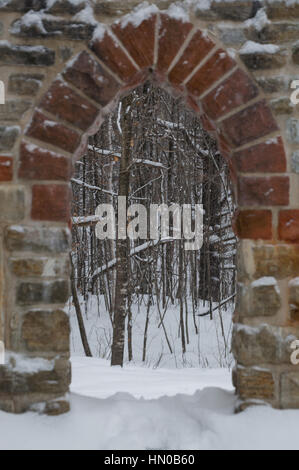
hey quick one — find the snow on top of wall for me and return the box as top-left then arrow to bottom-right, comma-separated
166,3 -> 190,22
0,40 -> 50,53
234,323 -> 262,335
65,51 -> 81,69
74,4 -> 97,25
23,142 -> 66,159
234,323 -> 284,337
8,225 -> 25,234
192,0 -> 299,5
237,364 -> 274,373
240,40 -> 280,55
251,277 -> 278,288
266,137 -> 279,145
5,352 -> 55,374
184,0 -> 212,10
245,8 -> 270,32
119,2 -> 159,28
118,1 -> 190,29
10,10 -> 49,35
46,0 -> 57,8
92,23 -> 107,42
0,0 -> 11,6
184,0 -> 257,10
12,3 -> 96,31
279,0 -> 299,6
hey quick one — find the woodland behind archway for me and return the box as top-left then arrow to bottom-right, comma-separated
69,82 -> 236,368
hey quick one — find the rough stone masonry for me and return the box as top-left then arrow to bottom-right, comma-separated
0,0 -> 298,414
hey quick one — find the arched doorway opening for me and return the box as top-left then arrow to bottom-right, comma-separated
70,80 -> 236,369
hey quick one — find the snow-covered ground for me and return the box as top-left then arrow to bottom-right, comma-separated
0,295 -> 297,450
71,356 -> 232,400
68,294 -> 234,369
0,357 -> 299,450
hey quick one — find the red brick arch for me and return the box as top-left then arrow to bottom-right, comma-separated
21,11 -> 289,243
1,8 -> 297,415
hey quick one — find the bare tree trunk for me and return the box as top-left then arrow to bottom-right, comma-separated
143,287 -> 152,363
70,254 -> 92,357
127,291 -> 133,362
111,95 -> 132,367
199,151 -> 221,304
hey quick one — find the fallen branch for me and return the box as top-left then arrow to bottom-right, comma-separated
197,293 -> 237,317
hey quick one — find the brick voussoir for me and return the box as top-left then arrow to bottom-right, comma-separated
221,100 -> 279,148
186,49 -> 236,98
234,136 -> 287,173
111,13 -> 158,70
26,110 -> 82,154
168,28 -> 216,86
40,79 -> 99,132
90,27 -> 139,84
202,68 -> 260,121
157,13 -> 194,75
62,51 -> 121,108
18,141 -> 72,182
238,176 -> 290,207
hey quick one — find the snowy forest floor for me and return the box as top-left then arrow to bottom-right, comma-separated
0,298 -> 298,450
0,357 -> 299,450
68,294 -> 234,369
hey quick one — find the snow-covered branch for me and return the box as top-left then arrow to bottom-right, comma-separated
71,178 -> 117,197
91,238 -> 175,280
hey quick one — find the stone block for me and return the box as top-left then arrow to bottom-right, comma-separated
22,310 -> 70,353
281,372 -> 299,409
232,324 -> 297,366
0,42 -> 55,66
8,73 -> 44,95
10,256 -> 70,278
0,126 -> 20,151
252,244 -> 299,280
5,225 -> 71,254
16,280 -> 70,306
235,366 -> 276,401
249,277 -> 281,317
0,186 -> 25,223
292,151 -> 299,174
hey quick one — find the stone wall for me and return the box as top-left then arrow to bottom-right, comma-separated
0,0 -> 298,414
